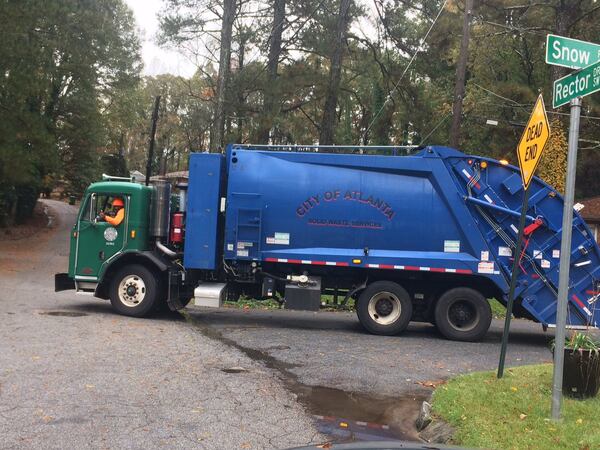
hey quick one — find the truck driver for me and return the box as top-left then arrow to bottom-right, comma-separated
99,197 -> 125,226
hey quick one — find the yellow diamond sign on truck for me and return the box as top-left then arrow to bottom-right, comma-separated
517,94 -> 550,190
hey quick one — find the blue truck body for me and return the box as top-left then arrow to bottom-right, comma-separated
184,144 -> 600,329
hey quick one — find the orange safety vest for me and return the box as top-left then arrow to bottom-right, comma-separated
105,208 -> 125,226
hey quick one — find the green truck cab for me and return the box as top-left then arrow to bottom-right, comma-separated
56,178 -> 189,316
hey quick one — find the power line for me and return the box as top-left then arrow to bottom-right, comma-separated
471,83 -> 600,122
419,112 -> 451,145
362,0 -> 449,142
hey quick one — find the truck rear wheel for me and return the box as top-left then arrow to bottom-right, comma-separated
109,264 -> 159,317
356,281 -> 412,336
434,287 -> 491,342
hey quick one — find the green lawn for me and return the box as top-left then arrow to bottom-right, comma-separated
432,364 -> 600,450
489,298 -> 507,319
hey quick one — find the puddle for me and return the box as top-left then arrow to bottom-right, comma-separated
181,311 -> 426,443
38,311 -> 88,317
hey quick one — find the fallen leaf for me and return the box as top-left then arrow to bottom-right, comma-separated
577,418 -> 583,424
511,387 -> 518,392
519,413 -> 527,420
85,384 -> 95,389
416,380 -> 446,388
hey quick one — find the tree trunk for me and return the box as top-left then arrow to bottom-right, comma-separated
551,1 -> 569,83
449,0 -> 473,148
319,0 -> 352,145
211,0 -> 236,152
236,32 -> 247,143
256,0 -> 286,144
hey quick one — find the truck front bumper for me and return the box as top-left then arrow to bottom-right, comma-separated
55,273 -> 75,292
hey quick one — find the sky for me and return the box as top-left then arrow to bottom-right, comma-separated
124,0 -> 198,77
125,0 -> 378,79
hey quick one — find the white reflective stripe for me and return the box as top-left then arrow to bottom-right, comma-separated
419,267 -> 430,271
75,276 -> 98,281
584,307 -> 592,316
462,169 -> 471,178
325,261 -> 336,266
301,260 -> 311,264
368,264 -> 379,268
445,268 -> 457,273
278,258 -> 288,263
394,265 -> 404,270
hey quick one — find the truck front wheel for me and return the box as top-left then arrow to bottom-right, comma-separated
434,287 -> 491,342
109,264 -> 159,317
356,281 -> 412,336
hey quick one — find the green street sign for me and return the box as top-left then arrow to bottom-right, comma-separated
553,60 -> 600,108
546,34 -> 600,69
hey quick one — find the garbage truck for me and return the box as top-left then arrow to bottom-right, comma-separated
55,144 -> 600,341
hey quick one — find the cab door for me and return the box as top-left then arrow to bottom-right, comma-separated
73,193 -> 128,285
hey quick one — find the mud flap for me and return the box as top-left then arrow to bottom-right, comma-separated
55,273 -> 75,292
167,269 -> 185,311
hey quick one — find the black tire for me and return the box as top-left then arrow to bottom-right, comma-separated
434,287 -> 491,342
356,281 -> 413,336
109,264 -> 159,317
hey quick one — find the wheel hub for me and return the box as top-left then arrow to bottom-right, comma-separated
448,300 -> 478,331
367,292 -> 402,326
117,275 -> 146,308
126,285 -> 137,297
375,298 -> 393,316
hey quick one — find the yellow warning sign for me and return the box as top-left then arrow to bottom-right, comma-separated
517,94 -> 550,190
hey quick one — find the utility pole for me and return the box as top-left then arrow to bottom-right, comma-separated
449,0 -> 474,148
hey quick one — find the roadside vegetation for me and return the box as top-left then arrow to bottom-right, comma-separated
226,296 -> 506,318
489,298 -> 507,319
3,1 -> 600,229
432,364 -> 600,450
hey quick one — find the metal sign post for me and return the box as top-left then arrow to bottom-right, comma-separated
497,186 -> 530,378
551,96 -> 582,420
497,94 -> 550,378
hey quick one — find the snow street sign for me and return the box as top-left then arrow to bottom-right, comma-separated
517,94 -> 550,189
546,34 -> 600,69
553,60 -> 600,108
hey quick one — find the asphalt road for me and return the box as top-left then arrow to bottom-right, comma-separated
0,200 -> 321,450
0,199 -> 560,448
186,306 -> 555,398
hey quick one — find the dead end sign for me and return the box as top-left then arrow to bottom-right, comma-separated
517,94 -> 550,190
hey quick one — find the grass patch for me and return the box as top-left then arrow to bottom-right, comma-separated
225,294 -> 355,311
224,297 -> 281,310
489,298 -> 507,319
432,364 -> 600,450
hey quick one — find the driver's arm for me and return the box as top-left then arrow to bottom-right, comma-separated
104,208 -> 124,226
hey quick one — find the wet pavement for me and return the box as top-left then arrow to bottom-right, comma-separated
182,311 -> 427,442
182,305 -> 556,443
